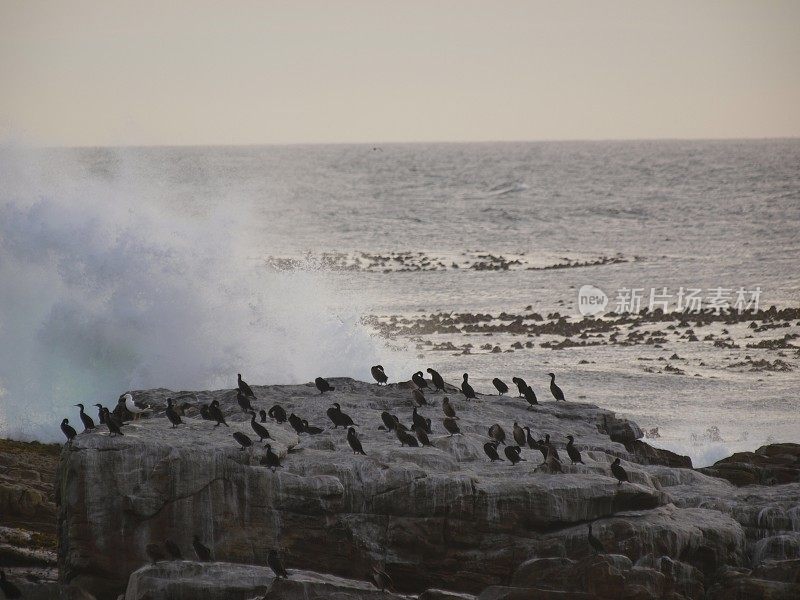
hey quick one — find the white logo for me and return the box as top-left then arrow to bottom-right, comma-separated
578,284 -> 608,316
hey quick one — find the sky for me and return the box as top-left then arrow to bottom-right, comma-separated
1,0 -> 799,146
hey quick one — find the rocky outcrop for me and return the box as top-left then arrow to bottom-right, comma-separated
699,443 -> 800,486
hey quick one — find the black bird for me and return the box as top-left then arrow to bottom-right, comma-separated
588,523 -> 605,554
288,413 -> 306,435
146,543 -> 166,565
380,411 -> 397,431
249,411 -> 271,441
371,365 -> 388,385
512,422 -> 526,447
164,539 -> 183,560
102,408 -> 124,436
61,418 -> 77,443
261,444 -> 282,471
392,415 -> 409,432
315,377 -> 334,394
412,389 -> 427,406
395,427 -> 419,447
543,434 -> 560,462
566,435 -> 584,464
415,427 -> 433,447
412,408 -> 431,433
347,427 -> 366,455
208,400 -> 228,427
238,373 -> 255,398
484,442 -> 503,462
268,404 -> 287,423
524,426 -> 537,450
166,398 -> 183,428
237,389 -> 254,413
199,404 -> 211,420
611,458 -> 629,485
326,403 -> 356,428
504,445 -> 525,465
426,368 -> 445,392
0,569 -> 22,599
370,565 -> 393,592
443,418 -> 461,436
192,535 -> 212,561
442,397 -> 457,419
411,371 -> 429,389
523,386 -> 539,407
549,373 -> 565,401
74,404 -> 95,432
259,409 -> 268,423
488,423 -> 506,446
233,431 -> 253,450
302,420 -> 324,435
268,549 -> 289,579
94,403 -> 106,424
461,373 -> 476,400
492,378 -> 509,395
512,377 -> 528,397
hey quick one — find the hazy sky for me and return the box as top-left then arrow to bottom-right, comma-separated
1,1 -> 799,146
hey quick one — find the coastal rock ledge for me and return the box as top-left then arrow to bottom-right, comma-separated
54,378 -> 800,599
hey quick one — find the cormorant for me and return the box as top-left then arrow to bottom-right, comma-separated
124,393 -> 149,420
166,398 -> 183,428
566,435 -> 584,464
524,426 -> 537,450
443,418 -> 461,436
60,419 -> 77,444
395,427 -> 419,447
302,420 -> 324,435
546,446 -> 563,473
238,373 -> 255,398
233,431 -> 253,450
442,397 -> 457,419
415,427 -> 432,447
347,427 -> 366,455
268,404 -> 287,423
380,411 -> 397,431
146,543 -> 166,565
512,377 -> 528,397
192,535 -> 212,561
392,416 -> 408,432
208,400 -> 228,427
102,408 -> 124,436
549,373 -> 565,401
543,434 -> 560,462
523,386 -> 538,407
492,378 -> 509,395
261,444 -> 282,471
94,403 -> 106,425
259,409 -> 268,423
74,404 -> 95,432
426,368 -> 445,392
484,442 -> 503,462
164,539 -> 183,560
488,424 -> 506,446
268,549 -> 288,579
249,411 -> 271,441
370,565 -> 394,591
412,408 -> 431,433
200,404 -> 211,420
611,458 -> 629,485
237,389 -> 254,413
412,389 -> 427,406
461,373 -> 476,400
288,413 -> 306,435
326,403 -> 356,428
504,445 -> 525,465
371,365 -> 388,385
315,377 -> 334,394
588,523 -> 605,554
0,570 -> 22,599
412,371 -> 429,389
513,422 -> 526,446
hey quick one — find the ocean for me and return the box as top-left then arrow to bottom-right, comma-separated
1,139 -> 798,465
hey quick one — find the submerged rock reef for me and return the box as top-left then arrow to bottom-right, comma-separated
53,378 -> 799,599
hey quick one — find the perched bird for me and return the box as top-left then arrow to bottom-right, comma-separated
165,398 -> 183,428
412,388 -> 427,406
192,536 -> 212,561
370,565 -> 394,592
461,373 -> 476,400
371,365 -> 388,385
61,418 -> 77,444
543,434 -> 560,462
268,549 -> 289,579
315,377 -> 334,394
523,386 -> 539,407
442,397 -> 457,419
208,400 -> 228,427
238,373 -> 255,398
326,403 -> 356,428
302,420 -> 324,435
102,408 -> 124,437
549,373 -> 565,401
545,446 -> 563,473
261,444 -> 282,471
524,427 -> 538,450
611,458 -> 629,485
492,378 -> 509,395
123,393 -> 149,420
0,570 -> 22,599
504,445 -> 525,465
415,427 -> 433,447
488,423 -> 506,446
392,416 -> 408,432
75,404 -> 95,432
380,411 -> 398,432
443,418 -> 461,436
164,539 -> 183,560
288,413 -> 306,435
566,435 -> 584,464
268,404 -> 287,423
426,368 -> 445,392
94,403 -> 106,425
512,422 -> 526,447
395,427 -> 419,447
249,412 -> 271,441
199,404 -> 211,420
233,431 -> 253,450
347,427 -> 366,455
484,441 -> 503,462
146,543 -> 166,565
412,371 -> 429,390
412,408 -> 431,434
512,377 -> 528,397
588,523 -> 605,554
259,409 -> 268,423
236,389 -> 254,413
